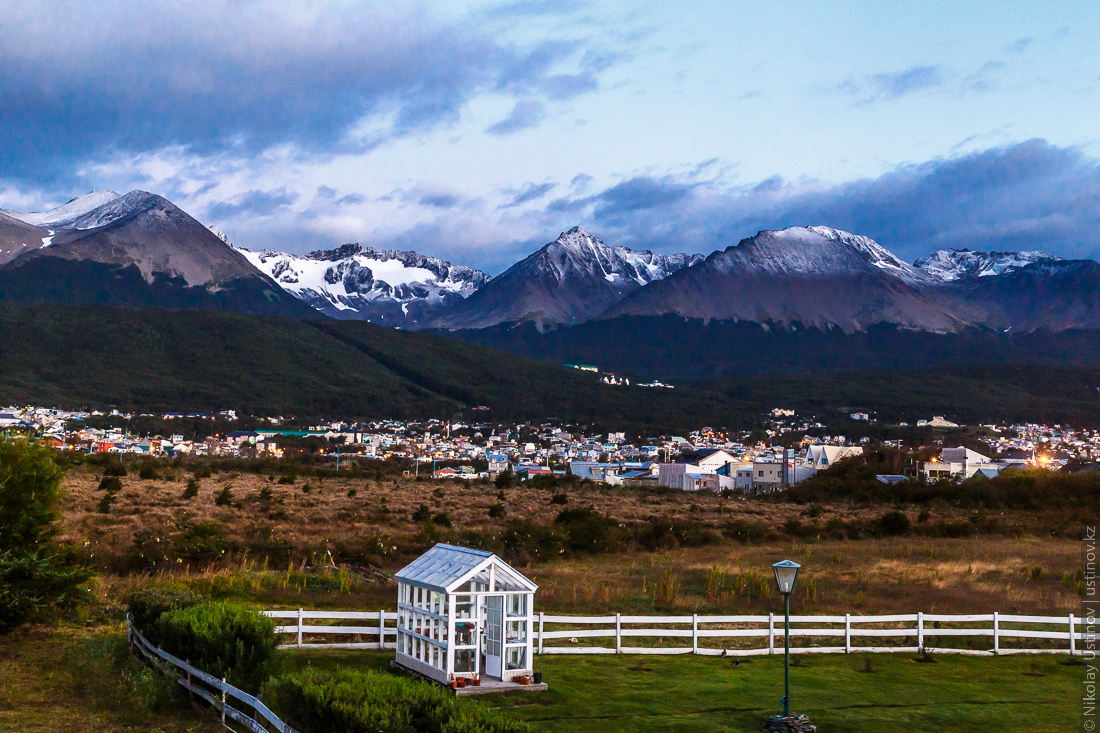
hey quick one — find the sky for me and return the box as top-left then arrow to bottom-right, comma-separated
2,0 -> 1099,272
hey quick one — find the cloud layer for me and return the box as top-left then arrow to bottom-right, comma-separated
557,140 -> 1100,263
0,1 -> 602,182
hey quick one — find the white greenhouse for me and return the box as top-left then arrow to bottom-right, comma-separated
394,543 -> 539,686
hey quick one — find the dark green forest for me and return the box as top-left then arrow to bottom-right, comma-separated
2,303 -> 1099,429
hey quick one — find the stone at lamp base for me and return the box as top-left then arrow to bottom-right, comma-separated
763,713 -> 817,732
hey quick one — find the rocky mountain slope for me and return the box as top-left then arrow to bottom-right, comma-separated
0,191 -> 313,317
914,248 -> 1062,282
602,226 -> 969,332
429,227 -> 703,329
236,242 -> 489,325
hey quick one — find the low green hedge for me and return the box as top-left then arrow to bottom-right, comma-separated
266,668 -> 533,733
127,586 -> 204,640
151,601 -> 277,692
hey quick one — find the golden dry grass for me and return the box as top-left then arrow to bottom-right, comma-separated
57,466 -> 1083,617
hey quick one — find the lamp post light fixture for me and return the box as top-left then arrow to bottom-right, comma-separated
772,560 -> 801,717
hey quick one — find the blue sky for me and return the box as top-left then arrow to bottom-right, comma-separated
2,0 -> 1099,271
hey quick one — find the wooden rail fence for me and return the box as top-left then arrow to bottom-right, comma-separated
128,616 -> 299,733
264,609 -> 1084,657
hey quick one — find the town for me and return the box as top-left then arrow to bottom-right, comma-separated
4,403 -> 1096,492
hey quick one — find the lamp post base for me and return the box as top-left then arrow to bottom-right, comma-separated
763,713 -> 817,733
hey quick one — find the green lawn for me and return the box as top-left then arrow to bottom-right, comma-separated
282,649 -> 1079,733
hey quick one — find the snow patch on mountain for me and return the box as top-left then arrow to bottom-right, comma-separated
721,226 -> 934,286
548,227 -> 704,286
914,248 -> 1062,282
4,190 -> 122,227
236,243 -> 489,317
208,225 -> 233,247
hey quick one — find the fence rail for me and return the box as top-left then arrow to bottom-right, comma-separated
265,609 -> 1083,658
127,617 -> 299,733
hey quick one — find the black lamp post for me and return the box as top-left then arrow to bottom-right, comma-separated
772,559 -> 801,717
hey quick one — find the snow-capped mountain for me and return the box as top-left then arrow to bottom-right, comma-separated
430,227 -> 704,329
3,190 -> 122,228
235,243 -> 490,323
0,190 -> 313,318
914,248 -> 1062,282
604,226 -> 965,332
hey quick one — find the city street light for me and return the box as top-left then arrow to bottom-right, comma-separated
772,560 -> 801,717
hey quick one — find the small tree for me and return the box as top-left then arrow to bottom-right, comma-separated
183,479 -> 200,499
214,485 -> 233,507
0,441 -> 92,632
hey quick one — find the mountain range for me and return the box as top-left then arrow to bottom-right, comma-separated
1,189 -> 1097,380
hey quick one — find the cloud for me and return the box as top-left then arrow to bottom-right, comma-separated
502,182 -> 557,207
594,176 -> 694,217
420,193 -> 461,209
552,140 -> 1100,263
842,65 -> 944,103
0,1 -> 618,183
487,100 -> 547,135
206,188 -> 298,220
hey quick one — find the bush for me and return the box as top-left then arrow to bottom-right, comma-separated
0,441 -> 92,632
0,549 -> 93,633
214,485 -> 233,506
877,511 -> 912,536
98,476 -> 123,493
266,668 -> 533,733
103,461 -> 128,477
432,512 -> 452,527
138,464 -> 160,480
550,493 -> 568,505
152,602 -> 277,692
412,504 -> 432,522
127,586 -> 204,638
192,464 -> 213,479
183,479 -> 200,499
488,503 -> 506,518
97,492 -> 115,514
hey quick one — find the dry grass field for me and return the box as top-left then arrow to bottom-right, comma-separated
58,465 -> 1083,617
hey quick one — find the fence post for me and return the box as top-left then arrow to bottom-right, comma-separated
917,612 -> 924,651
538,612 -> 544,655
692,613 -> 698,655
992,612 -> 999,655
844,613 -> 851,653
297,608 -> 303,648
220,678 -> 227,727
379,609 -> 384,648
615,612 -> 622,654
1069,613 -> 1075,655
768,613 -> 775,655
186,661 -> 193,702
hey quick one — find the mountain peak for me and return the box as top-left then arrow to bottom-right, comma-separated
3,190 -> 123,227
914,248 -> 1063,282
726,225 -> 931,286
553,226 -> 603,250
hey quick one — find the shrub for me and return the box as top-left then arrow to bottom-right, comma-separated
97,492 -> 115,514
103,461 -> 128,477
877,511 -> 911,536
152,602 -> 277,692
266,668 -> 533,733
192,464 -> 213,479
550,492 -> 568,505
98,476 -> 123,493
0,441 -> 92,632
127,586 -> 204,637
412,504 -> 432,522
214,485 -> 233,507
488,503 -> 506,518
0,549 -> 93,633
494,469 -> 515,489
432,512 -> 452,527
138,464 -> 160,481
183,479 -> 200,499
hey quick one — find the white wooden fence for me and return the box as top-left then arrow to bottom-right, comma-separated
264,609 -> 1084,657
128,617 -> 299,733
